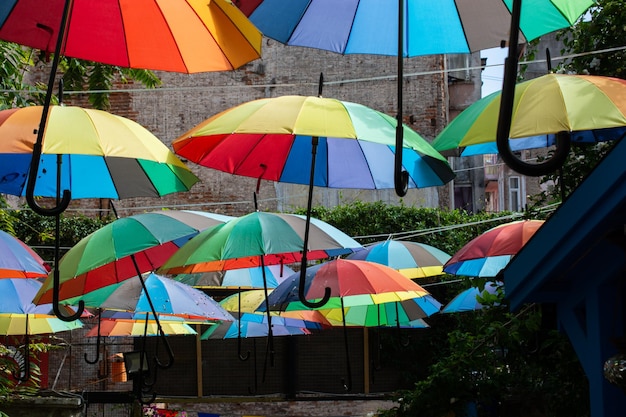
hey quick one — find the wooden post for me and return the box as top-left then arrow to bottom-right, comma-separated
196,324 -> 203,397
363,327 -> 370,394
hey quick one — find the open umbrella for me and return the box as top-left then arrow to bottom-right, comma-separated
0,0 -> 262,74
238,0 -> 593,194
34,210 -> 232,304
443,219 -> 544,277
263,258 -> 437,390
0,105 -> 199,199
0,230 -> 49,279
159,211 -> 363,274
0,278 -> 82,380
85,317 -> 197,337
346,240 -> 451,279
432,74 -> 626,154
441,281 -> 503,313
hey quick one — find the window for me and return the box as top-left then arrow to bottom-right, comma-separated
509,176 -> 521,212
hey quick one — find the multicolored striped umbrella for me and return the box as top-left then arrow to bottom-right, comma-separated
443,220 -> 544,277
0,230 -> 49,279
432,74 -> 626,153
442,281 -> 503,313
172,95 -> 454,190
346,240 -> 451,279
0,106 -> 199,199
0,0 -> 262,73
34,210 -> 232,304
159,212 -> 363,274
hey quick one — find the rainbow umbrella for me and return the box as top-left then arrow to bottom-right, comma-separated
34,210 -> 232,304
174,264 -> 294,289
432,74 -> 626,154
172,95 -> 454,190
443,220 -> 544,277
346,240 -> 451,279
0,0 -> 261,73
85,317 -> 197,337
0,230 -> 49,279
0,106 -> 199,200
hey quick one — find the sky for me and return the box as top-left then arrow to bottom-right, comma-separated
481,47 -> 509,97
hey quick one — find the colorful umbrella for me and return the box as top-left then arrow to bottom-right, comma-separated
0,0 -> 262,73
242,0 -> 592,57
346,240 -> 451,279
443,220 -> 544,277
159,211 -> 363,275
174,264 -> 294,289
201,313 -> 312,339
172,95 -> 454,190
238,0 -> 593,194
432,74 -> 626,153
61,273 -> 234,323
265,259 -> 432,310
85,317 -> 197,337
34,210 -> 232,304
441,281 -> 503,313
0,230 -> 49,279
0,313 -> 83,335
0,106 -> 199,199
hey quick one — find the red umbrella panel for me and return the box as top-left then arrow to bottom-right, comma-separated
443,220 -> 545,277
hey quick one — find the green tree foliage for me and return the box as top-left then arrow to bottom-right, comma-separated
1,41 -> 161,110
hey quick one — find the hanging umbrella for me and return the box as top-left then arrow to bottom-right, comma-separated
0,105 -> 199,199
0,0 -> 262,73
237,0 -> 593,194
0,277 -> 83,380
172,95 -> 454,190
346,240 -> 451,279
85,317 -> 197,337
262,258 -> 437,390
34,210 -> 233,304
0,230 -> 49,279
201,314 -> 312,339
442,281 -> 503,313
60,273 -> 234,323
432,74 -> 626,154
174,264 -> 294,289
159,211 -> 363,275
443,219 -> 544,277
241,1 -> 592,57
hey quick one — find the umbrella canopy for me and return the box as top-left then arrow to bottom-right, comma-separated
0,106 -> 199,199
0,279 -> 83,335
0,230 -> 49,279
346,240 -> 451,279
160,211 -> 363,274
0,313 -> 83,335
432,74 -> 626,153
34,210 -> 232,304
174,264 -> 294,289
442,281 -> 503,313
60,273 -> 234,323
241,0 -> 593,57
319,295 -> 440,327
0,0 -> 262,73
443,220 -> 544,277
172,95 -> 454,190
264,259 -> 432,310
85,317 -> 197,337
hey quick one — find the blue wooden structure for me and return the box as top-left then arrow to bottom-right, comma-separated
502,137 -> 626,416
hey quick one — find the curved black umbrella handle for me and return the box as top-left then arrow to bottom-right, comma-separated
53,269 -> 85,322
298,135 -> 330,308
84,311 -> 102,364
496,0 -> 570,177
393,0 -> 408,197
